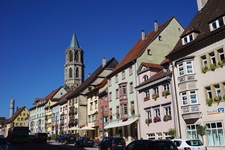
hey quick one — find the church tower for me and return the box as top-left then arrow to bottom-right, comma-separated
64,33 -> 84,88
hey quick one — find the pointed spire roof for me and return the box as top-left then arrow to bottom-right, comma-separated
70,33 -> 80,48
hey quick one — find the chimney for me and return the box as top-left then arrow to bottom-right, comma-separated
197,0 -> 208,11
141,30 -> 145,40
102,57 -> 106,67
88,73 -> 91,77
154,20 -> 158,32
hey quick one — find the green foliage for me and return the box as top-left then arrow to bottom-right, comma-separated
152,94 -> 158,101
214,96 -> 221,104
168,128 -> 176,139
196,125 -> 206,137
202,66 -> 208,73
51,133 -> 56,139
210,64 -> 216,71
206,98 -> 212,106
218,61 -> 224,67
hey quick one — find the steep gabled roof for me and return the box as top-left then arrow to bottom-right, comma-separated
45,86 -> 63,100
67,57 -> 118,99
5,106 -> 27,124
167,0 -> 225,61
109,17 -> 175,77
137,62 -> 162,74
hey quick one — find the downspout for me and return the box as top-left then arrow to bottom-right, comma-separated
134,61 -> 142,139
171,62 -> 182,138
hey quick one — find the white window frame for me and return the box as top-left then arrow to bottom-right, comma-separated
146,109 -> 151,119
206,122 -> 225,146
178,61 -> 194,76
181,91 -> 198,106
164,106 -> 171,116
154,108 -> 160,117
182,33 -> 194,45
147,133 -> 155,140
210,17 -> 225,31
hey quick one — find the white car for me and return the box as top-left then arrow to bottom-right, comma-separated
171,139 -> 207,150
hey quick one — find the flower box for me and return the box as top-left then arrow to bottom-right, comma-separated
162,90 -> 170,98
153,116 -> 161,123
152,94 -> 159,101
144,97 -> 150,101
163,114 -> 172,121
206,98 -> 212,106
210,64 -> 216,71
202,66 -> 208,73
145,118 -> 152,126
214,96 -> 221,104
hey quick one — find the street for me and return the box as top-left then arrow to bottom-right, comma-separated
8,141 -> 98,150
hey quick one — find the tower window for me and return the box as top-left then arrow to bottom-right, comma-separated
75,68 -> 79,78
69,68 -> 73,78
69,51 -> 73,62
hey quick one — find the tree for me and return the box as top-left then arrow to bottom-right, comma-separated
168,128 -> 176,139
197,125 -> 206,144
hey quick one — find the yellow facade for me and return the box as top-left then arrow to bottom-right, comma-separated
45,100 -> 57,133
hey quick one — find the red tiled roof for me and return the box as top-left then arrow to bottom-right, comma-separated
141,62 -> 162,70
112,17 -> 174,75
45,86 -> 63,100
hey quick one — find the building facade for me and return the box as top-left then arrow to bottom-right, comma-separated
167,0 -> 225,149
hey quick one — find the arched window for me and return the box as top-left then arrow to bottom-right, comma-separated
69,68 -> 73,78
75,68 -> 79,78
69,51 -> 73,62
143,75 -> 148,82
75,51 -> 79,61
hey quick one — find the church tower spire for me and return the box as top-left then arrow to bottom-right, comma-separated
64,33 -> 84,89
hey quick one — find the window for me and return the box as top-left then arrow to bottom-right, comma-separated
206,122 -> 225,146
154,108 -> 160,117
210,52 -> 216,64
75,68 -> 79,78
143,75 -> 148,82
190,91 -> 197,104
115,75 -> 118,83
146,109 -> 151,119
178,64 -> 184,76
201,55 -> 207,67
210,17 -> 225,31
206,87 -> 212,99
181,91 -> 198,106
163,83 -> 170,92
94,101 -> 97,109
130,82 -> 133,93
116,89 -> 119,98
69,68 -> 72,78
164,106 -> 171,115
181,92 -> 188,105
144,90 -> 150,99
129,66 -> 133,75
147,49 -> 152,55
182,33 -> 194,45
186,124 -> 202,141
214,84 -> 221,97
153,87 -> 159,95
178,61 -> 194,76
75,51 -> 78,61
147,133 -> 155,139
122,71 -> 125,80
218,48 -> 225,62
109,92 -> 112,101
90,102 -> 93,110
69,51 -> 73,62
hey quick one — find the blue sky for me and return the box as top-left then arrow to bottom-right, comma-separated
0,0 -> 197,118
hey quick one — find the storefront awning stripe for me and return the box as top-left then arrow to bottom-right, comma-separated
104,118 -> 138,129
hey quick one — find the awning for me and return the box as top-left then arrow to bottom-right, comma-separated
67,126 -> 81,131
79,126 -> 95,130
104,118 -> 138,129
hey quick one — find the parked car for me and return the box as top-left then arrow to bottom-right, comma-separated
171,139 -> 207,150
125,139 -> 178,150
98,137 -> 126,150
60,134 -> 76,144
34,133 -> 48,143
74,136 -> 95,147
28,134 -> 35,143
0,137 -> 8,150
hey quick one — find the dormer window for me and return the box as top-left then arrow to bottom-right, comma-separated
182,33 -> 194,45
210,17 -> 225,31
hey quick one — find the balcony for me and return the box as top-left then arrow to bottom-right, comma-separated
181,104 -> 201,120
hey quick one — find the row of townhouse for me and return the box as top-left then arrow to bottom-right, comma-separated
28,1 -> 225,149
